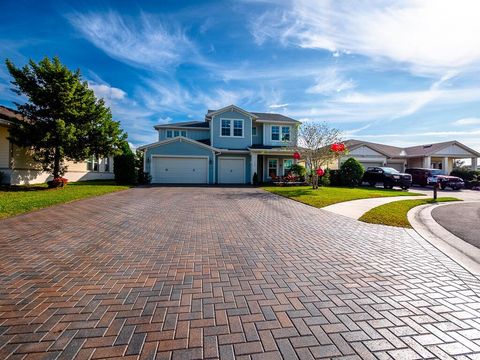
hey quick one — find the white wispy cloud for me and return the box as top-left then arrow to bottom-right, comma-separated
269,103 -> 289,109
306,68 -> 356,95
67,11 -> 198,70
454,117 -> 480,126
88,82 -> 126,104
250,0 -> 480,76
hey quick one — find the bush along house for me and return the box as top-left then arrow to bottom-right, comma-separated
137,105 -> 300,184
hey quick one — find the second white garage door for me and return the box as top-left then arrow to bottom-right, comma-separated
218,158 -> 245,184
151,156 -> 208,184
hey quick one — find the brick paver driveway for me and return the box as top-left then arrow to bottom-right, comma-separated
1,187 -> 480,360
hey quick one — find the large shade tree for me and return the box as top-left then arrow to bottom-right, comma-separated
6,56 -> 127,178
294,122 -> 346,189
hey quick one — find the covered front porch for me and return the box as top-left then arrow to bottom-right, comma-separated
250,150 -> 296,183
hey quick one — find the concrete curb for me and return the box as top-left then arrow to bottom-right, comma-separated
407,201 -> 480,276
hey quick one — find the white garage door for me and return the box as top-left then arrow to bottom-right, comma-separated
387,163 -> 404,172
218,158 -> 245,184
151,156 -> 208,184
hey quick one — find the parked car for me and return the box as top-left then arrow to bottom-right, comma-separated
362,167 -> 412,190
405,168 -> 465,190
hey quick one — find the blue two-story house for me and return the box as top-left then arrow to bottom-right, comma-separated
138,105 -> 300,184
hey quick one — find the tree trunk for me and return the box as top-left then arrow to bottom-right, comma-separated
312,173 -> 318,189
53,146 -> 60,178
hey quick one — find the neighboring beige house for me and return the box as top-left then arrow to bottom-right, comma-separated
0,105 -> 114,185
333,139 -> 479,174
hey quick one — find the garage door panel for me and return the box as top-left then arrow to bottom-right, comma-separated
218,158 -> 245,184
152,157 -> 208,184
360,162 -> 384,169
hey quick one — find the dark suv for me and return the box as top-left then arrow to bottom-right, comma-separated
405,168 -> 465,190
362,167 -> 412,190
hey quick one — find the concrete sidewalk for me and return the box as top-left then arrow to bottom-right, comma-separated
323,194 -> 426,219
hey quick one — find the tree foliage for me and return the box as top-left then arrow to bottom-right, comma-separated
6,56 -> 127,178
294,122 -> 345,189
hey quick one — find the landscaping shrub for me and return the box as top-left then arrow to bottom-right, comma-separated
450,169 -> 480,189
290,164 -> 306,180
252,172 -> 259,185
47,177 -> 68,188
340,157 -> 365,187
328,169 -> 342,186
114,153 -> 137,184
135,150 -> 151,184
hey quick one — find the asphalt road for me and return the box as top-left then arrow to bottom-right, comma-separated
432,202 -> 480,248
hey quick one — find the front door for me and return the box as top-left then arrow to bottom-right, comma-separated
267,158 -> 278,179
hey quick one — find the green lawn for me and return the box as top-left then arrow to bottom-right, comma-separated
0,180 -> 132,219
359,197 -> 460,228
262,185 -> 422,208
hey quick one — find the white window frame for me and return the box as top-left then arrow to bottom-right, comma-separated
281,126 -> 291,142
271,126 -> 280,141
252,126 -> 257,136
219,118 -> 244,138
267,158 -> 278,179
166,129 -> 187,138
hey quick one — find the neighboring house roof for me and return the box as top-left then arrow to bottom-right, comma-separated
0,105 -> 26,125
154,121 -> 209,129
346,139 -> 480,158
205,104 -> 259,120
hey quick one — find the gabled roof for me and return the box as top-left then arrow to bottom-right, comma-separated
206,104 -> 258,120
206,104 -> 299,123
346,139 -> 480,158
137,136 -> 220,152
154,121 -> 209,130
345,139 -> 405,158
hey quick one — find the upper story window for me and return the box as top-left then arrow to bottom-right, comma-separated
166,129 -> 187,138
271,126 -> 280,141
252,126 -> 257,136
282,126 -> 290,141
220,119 -> 244,137
271,126 -> 291,142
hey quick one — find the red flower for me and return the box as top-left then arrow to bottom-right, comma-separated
316,168 -> 324,176
293,152 -> 301,160
330,143 -> 346,153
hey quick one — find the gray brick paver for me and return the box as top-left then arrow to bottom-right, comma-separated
0,186 -> 479,358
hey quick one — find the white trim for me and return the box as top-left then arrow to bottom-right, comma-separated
218,156 -> 246,184
155,125 -> 209,130
219,118 -> 245,138
212,151 -> 216,183
217,149 -> 250,154
207,104 -> 258,119
150,154 -> 209,184
137,136 -> 220,152
255,120 -> 298,124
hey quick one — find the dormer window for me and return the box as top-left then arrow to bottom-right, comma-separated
166,129 -> 187,138
220,119 -> 244,137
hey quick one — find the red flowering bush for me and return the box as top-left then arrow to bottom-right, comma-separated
47,177 -> 68,188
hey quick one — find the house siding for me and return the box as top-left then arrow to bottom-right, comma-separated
145,139 -> 215,184
252,122 -> 263,145
211,110 -> 252,149
262,123 -> 296,148
158,128 -> 209,142
0,126 -> 9,169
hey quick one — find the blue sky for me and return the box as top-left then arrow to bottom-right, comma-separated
1,0 -> 480,149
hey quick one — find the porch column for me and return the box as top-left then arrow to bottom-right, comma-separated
442,157 -> 449,174
423,156 -> 431,168
472,157 -> 478,171
251,152 -> 258,183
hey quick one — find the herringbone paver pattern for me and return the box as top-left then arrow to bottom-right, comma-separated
1,187 -> 480,359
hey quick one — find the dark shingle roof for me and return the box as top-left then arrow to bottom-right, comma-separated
154,121 -> 209,129
249,144 -> 286,149
207,109 -> 298,123
345,139 -> 405,158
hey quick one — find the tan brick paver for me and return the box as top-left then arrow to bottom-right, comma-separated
1,186 -> 480,359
